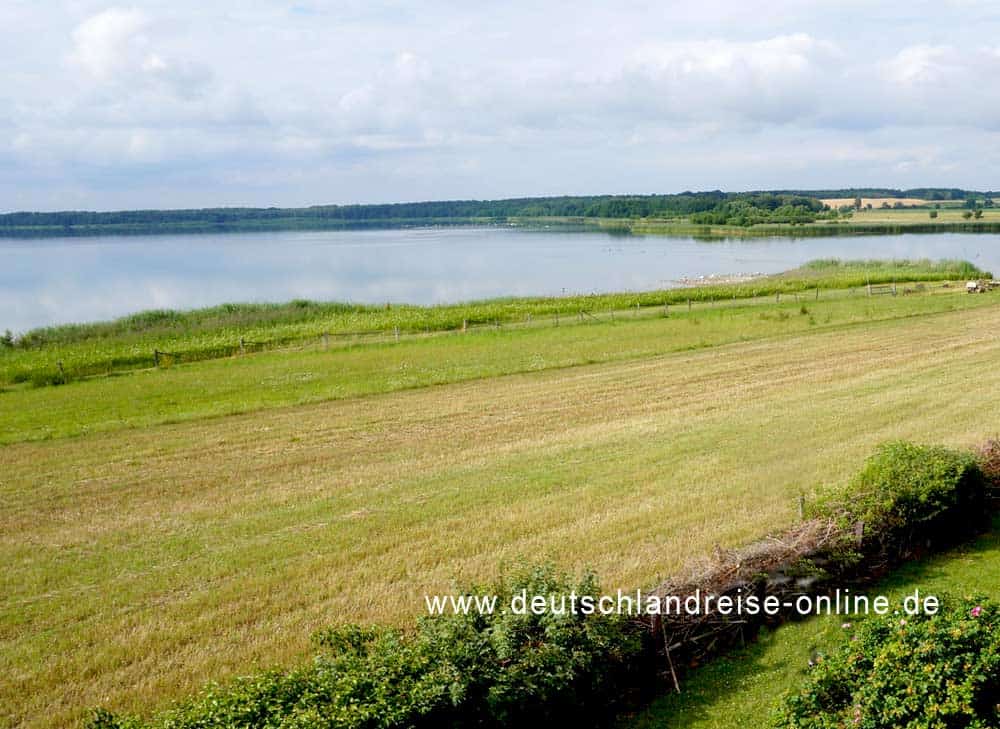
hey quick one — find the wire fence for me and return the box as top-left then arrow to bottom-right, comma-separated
26,281 -> 962,385
137,282 -> 937,373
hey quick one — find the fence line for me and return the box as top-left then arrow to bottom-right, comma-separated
21,282 -> 954,384
139,282 -> 936,371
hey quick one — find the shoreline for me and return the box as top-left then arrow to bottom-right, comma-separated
5,216 -> 1000,241
672,272 -> 767,287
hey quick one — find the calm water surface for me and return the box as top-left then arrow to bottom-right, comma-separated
2,227 -> 998,332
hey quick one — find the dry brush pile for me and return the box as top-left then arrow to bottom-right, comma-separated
89,441 -> 995,728
644,441 -> 991,692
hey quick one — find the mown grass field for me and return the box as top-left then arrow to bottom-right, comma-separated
4,282 -> 1000,727
2,284 -> 995,445
629,516 -> 1000,728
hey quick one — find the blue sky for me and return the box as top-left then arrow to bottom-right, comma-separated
3,0 -> 1000,211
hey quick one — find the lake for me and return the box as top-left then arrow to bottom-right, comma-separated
2,226 -> 999,332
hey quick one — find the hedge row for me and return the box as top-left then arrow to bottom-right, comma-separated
90,566 -> 653,729
820,441 -> 990,569
90,442 -> 993,728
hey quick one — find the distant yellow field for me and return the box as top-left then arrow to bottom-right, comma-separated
848,206 -> 1000,224
821,197 -> 929,209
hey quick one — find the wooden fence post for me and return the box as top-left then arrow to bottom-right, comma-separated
322,332 -> 329,350
394,326 -> 400,341
798,494 -> 805,521
239,337 -> 246,355
154,349 -> 160,367
462,319 -> 468,332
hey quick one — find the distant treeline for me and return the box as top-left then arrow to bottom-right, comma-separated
0,192 -> 727,229
688,194 -> 827,225
0,188 -> 996,238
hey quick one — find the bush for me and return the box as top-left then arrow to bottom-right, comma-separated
831,442 -> 988,560
29,367 -> 68,387
89,443 -> 991,729
88,564 -> 650,729
976,438 -> 1000,489
774,595 -> 1000,728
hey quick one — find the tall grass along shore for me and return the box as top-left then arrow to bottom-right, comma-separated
0,258 -> 986,388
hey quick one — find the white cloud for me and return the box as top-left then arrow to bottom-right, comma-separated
600,34 -> 840,125
625,34 -> 838,79
69,7 -> 211,98
870,44 -> 1000,129
70,7 -> 150,81
881,45 -> 955,86
4,2 -> 1000,210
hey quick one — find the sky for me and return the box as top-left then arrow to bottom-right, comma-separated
3,1 -> 1000,211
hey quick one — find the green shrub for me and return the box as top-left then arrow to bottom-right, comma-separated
832,442 -> 987,559
774,595 -> 1000,728
29,367 -> 68,387
88,564 -> 650,728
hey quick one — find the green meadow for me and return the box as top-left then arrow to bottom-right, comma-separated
1,258 -> 982,387
3,259 -> 1000,727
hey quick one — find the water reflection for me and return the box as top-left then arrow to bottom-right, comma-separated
1,227 -> 998,332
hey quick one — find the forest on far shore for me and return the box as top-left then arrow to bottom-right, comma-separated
1,188 -> 997,236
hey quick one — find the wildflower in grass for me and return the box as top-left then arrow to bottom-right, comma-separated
971,605 -> 983,617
